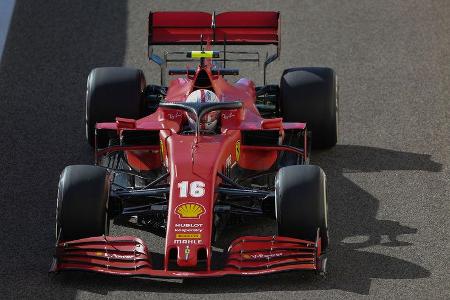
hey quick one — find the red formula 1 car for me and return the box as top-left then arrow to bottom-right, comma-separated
50,11 -> 337,278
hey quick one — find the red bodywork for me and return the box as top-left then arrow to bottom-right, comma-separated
51,11 -> 323,278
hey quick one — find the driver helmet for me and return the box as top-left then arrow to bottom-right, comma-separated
186,89 -> 220,131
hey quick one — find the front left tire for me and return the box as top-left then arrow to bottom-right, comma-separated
56,165 -> 111,241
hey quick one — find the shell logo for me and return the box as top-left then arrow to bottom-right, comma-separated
175,203 -> 206,219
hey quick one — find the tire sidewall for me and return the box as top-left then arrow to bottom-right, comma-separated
85,67 -> 146,147
276,165 -> 328,249
280,67 -> 337,149
56,165 -> 111,241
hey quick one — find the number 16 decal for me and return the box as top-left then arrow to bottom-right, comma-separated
178,181 -> 206,198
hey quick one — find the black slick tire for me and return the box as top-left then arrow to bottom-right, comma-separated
275,165 -> 329,250
280,67 -> 338,149
56,165 -> 111,241
86,67 -> 146,147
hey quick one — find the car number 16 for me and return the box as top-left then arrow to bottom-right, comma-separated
177,181 -> 206,197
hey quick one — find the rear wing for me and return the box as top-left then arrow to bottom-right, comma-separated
148,11 -> 279,45
148,11 -> 280,85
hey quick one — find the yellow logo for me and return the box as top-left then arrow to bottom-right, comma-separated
175,233 -> 202,239
160,139 -> 165,160
235,140 -> 241,161
175,203 -> 205,219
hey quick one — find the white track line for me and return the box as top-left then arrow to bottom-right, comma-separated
0,0 -> 16,64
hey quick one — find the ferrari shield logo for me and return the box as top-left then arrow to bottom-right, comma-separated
159,139 -> 165,160
184,246 -> 190,260
235,140 -> 241,161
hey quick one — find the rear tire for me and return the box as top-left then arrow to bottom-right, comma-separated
56,165 -> 111,241
86,67 -> 146,147
280,67 -> 338,149
275,165 -> 328,250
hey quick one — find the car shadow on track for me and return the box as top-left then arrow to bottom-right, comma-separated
54,145 -> 439,295
0,0 -> 128,298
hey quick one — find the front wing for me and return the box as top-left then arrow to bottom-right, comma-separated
50,235 -> 324,278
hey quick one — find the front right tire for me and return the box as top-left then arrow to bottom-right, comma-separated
275,165 -> 329,251
280,67 -> 338,149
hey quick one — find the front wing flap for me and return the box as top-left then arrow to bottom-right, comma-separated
50,235 -> 323,278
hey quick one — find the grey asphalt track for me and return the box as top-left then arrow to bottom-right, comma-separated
0,0 -> 449,299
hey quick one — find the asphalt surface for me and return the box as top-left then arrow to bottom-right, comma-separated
0,0 -> 449,299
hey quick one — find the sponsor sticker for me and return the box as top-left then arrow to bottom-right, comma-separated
222,112 -> 235,120
188,50 -> 219,59
97,252 -> 134,259
175,203 -> 205,219
175,223 -> 203,227
174,239 -> 203,245
251,253 -> 283,259
175,223 -> 203,232
175,233 -> 202,239
175,228 -> 203,233
242,252 -> 283,260
167,111 -> 182,120
110,253 -> 135,260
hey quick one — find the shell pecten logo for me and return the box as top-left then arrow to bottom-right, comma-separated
175,203 -> 206,219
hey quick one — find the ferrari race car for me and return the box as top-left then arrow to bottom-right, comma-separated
50,11 -> 338,278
